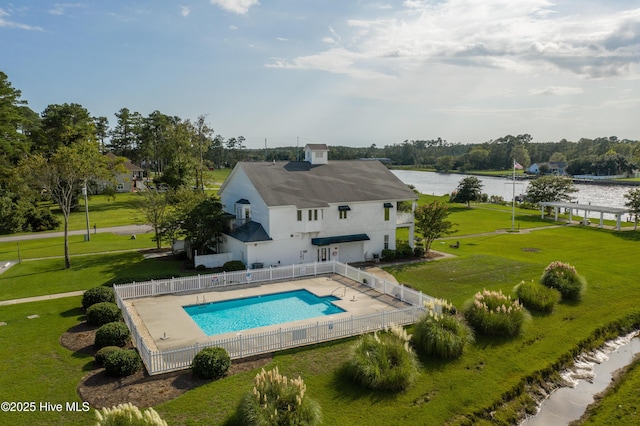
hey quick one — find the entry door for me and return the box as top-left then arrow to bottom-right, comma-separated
318,247 -> 330,262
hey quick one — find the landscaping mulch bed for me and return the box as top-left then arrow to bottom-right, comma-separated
60,323 -> 272,409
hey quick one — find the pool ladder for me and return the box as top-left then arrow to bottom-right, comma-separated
331,286 -> 347,297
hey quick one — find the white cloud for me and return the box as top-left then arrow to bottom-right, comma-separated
268,0 -> 640,80
0,7 -> 42,30
529,86 -> 584,96
49,3 -> 83,16
210,0 -> 259,15
180,6 -> 191,17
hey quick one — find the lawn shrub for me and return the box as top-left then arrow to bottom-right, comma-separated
94,346 -> 122,366
413,246 -> 425,258
463,289 -> 529,337
191,347 -> 231,379
223,260 -> 246,272
82,286 -> 115,309
344,324 -> 418,391
95,403 -> 167,426
413,299 -> 474,359
396,244 -> 413,258
95,321 -> 131,348
515,280 -> 561,312
86,302 -> 121,326
381,249 -> 396,261
103,349 -> 142,377
540,261 -> 586,301
238,367 -> 321,426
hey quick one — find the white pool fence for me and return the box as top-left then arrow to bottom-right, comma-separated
114,260 -> 432,375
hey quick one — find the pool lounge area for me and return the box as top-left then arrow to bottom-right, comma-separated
116,261 -> 431,374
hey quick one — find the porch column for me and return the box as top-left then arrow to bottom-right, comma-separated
408,224 -> 415,249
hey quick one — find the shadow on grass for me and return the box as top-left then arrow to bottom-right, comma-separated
60,307 -> 84,318
329,364 -> 404,404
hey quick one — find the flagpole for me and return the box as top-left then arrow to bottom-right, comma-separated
512,160 -> 516,231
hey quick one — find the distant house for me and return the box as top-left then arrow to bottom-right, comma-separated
528,162 -> 567,175
217,144 -> 417,267
103,153 -> 145,192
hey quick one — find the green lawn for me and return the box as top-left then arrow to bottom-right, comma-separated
3,195 -> 640,424
0,297 -> 95,426
0,252 -> 186,301
154,225 -> 640,425
0,232 -> 156,261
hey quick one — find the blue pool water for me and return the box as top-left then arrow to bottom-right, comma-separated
184,289 -> 345,336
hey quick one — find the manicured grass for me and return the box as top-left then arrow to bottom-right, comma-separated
154,226 -> 640,425
0,252 -> 186,301
0,232 -> 156,261
4,193 -> 640,424
0,297 -> 95,425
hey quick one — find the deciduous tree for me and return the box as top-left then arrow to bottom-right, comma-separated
451,176 -> 483,207
414,201 -> 455,255
21,140 -> 108,268
526,175 -> 577,214
624,188 -> 640,231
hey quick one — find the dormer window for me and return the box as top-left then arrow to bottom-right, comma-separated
338,205 -> 350,219
235,199 -> 251,221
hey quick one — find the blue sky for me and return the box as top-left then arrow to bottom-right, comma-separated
2,1 -> 639,148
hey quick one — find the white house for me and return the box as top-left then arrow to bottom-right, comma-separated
217,144 -> 417,267
528,162 -> 567,175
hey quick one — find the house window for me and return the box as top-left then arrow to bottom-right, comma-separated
384,202 -> 393,221
308,209 -> 312,221
297,210 -> 302,221
384,235 -> 389,250
314,209 -> 318,220
338,205 -> 350,219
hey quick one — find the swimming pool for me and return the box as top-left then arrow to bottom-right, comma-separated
183,289 -> 345,336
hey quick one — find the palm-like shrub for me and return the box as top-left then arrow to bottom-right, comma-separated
413,299 -> 474,359
191,347 -> 231,379
238,367 -> 321,426
344,324 -> 418,391
464,289 -> 529,337
541,261 -> 586,301
94,321 -> 131,348
95,402 -> 167,426
515,280 -> 561,312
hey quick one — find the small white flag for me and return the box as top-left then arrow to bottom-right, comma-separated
514,161 -> 523,170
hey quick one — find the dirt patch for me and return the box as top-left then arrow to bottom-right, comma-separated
61,324 -> 272,409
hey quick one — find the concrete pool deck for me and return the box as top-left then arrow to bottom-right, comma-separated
125,274 -> 411,351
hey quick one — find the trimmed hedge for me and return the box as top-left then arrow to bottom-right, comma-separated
191,347 -> 231,379
95,322 -> 131,349
222,260 -> 245,272
94,346 -> 122,366
103,349 -> 142,377
86,302 -> 121,326
82,286 -> 115,309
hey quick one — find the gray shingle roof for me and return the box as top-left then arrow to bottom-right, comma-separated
233,160 -> 417,208
227,221 -> 272,243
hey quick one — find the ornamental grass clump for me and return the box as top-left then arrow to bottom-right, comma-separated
413,299 -> 474,359
463,289 -> 529,337
95,402 -> 167,426
344,324 -> 418,391
515,280 -> 561,312
238,366 -> 321,426
541,261 -> 586,301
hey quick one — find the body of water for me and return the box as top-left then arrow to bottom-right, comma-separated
392,170 -> 633,220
